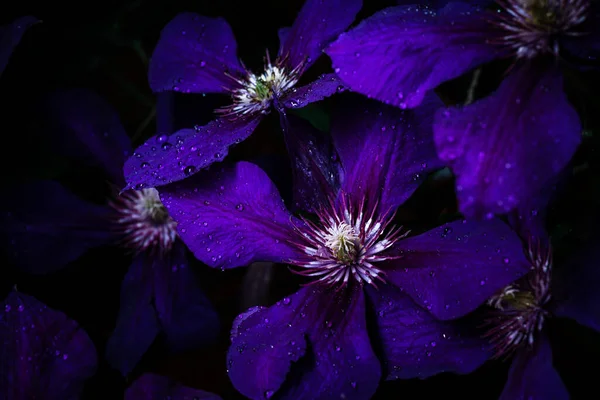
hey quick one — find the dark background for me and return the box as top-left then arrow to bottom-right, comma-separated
1,0 -> 600,398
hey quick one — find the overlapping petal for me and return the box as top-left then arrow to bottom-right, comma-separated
0,291 -> 97,400
326,3 -> 497,108
281,73 -> 347,109
278,0 -> 362,71
149,13 -> 245,94
160,162 -> 300,269
124,115 -> 261,189
366,284 -> 490,380
385,218 -> 530,320
229,287 -> 381,400
499,334 -> 569,400
434,63 -> 581,217
331,95 -> 444,214
0,180 -> 114,274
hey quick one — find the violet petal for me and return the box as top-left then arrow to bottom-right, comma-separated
434,63 -> 581,217
275,108 -> 340,213
281,73 -> 347,109
126,373 -> 222,400
124,115 -> 261,189
0,291 -> 97,400
331,95 -> 444,214
0,16 -> 38,78
0,180 -> 114,274
228,287 -> 381,400
105,253 -> 161,376
366,284 -> 490,380
154,241 -> 219,352
149,13 -> 244,94
499,333 -> 569,400
44,89 -> 132,186
386,218 -> 530,320
279,0 -> 362,71
326,3 -> 497,108
159,161 -> 301,270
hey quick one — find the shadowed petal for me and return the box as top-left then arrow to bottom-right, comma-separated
227,301 -> 308,399
434,63 -> 581,217
154,241 -> 219,352
160,162 -> 300,269
124,115 -> 261,189
279,0 -> 362,71
105,253 -> 161,376
554,231 -> 600,333
499,333 -> 569,400
126,373 -> 222,400
326,3 -> 497,108
331,94 -> 445,214
229,287 -> 381,400
0,180 -> 114,274
0,16 -> 38,78
366,284 -> 490,380
281,73 -> 346,109
275,109 -> 340,213
149,13 -> 244,94
44,89 -> 132,186
386,218 -> 530,320
0,291 -> 97,400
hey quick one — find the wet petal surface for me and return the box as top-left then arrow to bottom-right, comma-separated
386,218 -> 530,320
0,291 -> 97,400
326,3 -> 497,108
149,13 -> 244,94
366,284 -> 490,380
281,73 -> 347,109
160,162 -> 300,270
434,63 -> 581,217
279,0 -> 362,71
124,115 -> 261,189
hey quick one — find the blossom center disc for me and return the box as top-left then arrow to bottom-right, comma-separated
219,53 -> 302,117
496,0 -> 590,58
484,239 -> 552,358
290,197 -> 407,289
110,188 -> 178,253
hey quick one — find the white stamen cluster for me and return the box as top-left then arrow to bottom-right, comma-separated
110,188 -> 178,253
219,53 -> 303,117
494,0 -> 590,58
290,196 -> 407,289
484,238 -> 553,358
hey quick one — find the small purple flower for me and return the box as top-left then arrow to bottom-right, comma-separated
125,373 -> 222,400
0,289 -> 97,399
0,90 -> 219,376
159,96 -> 530,399
326,1 -> 595,217
0,16 -> 38,78
123,0 -> 362,190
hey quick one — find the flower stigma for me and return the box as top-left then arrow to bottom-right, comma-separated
218,51 -> 303,117
483,238 -> 552,358
494,0 -> 590,58
110,188 -> 178,253
290,195 -> 408,290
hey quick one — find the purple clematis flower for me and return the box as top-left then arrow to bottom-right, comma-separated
0,90 -> 219,376
125,373 -> 222,400
481,212 -> 600,398
123,0 -> 362,190
0,16 -> 38,78
0,289 -> 97,399
158,96 -> 530,399
325,0 -> 596,217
